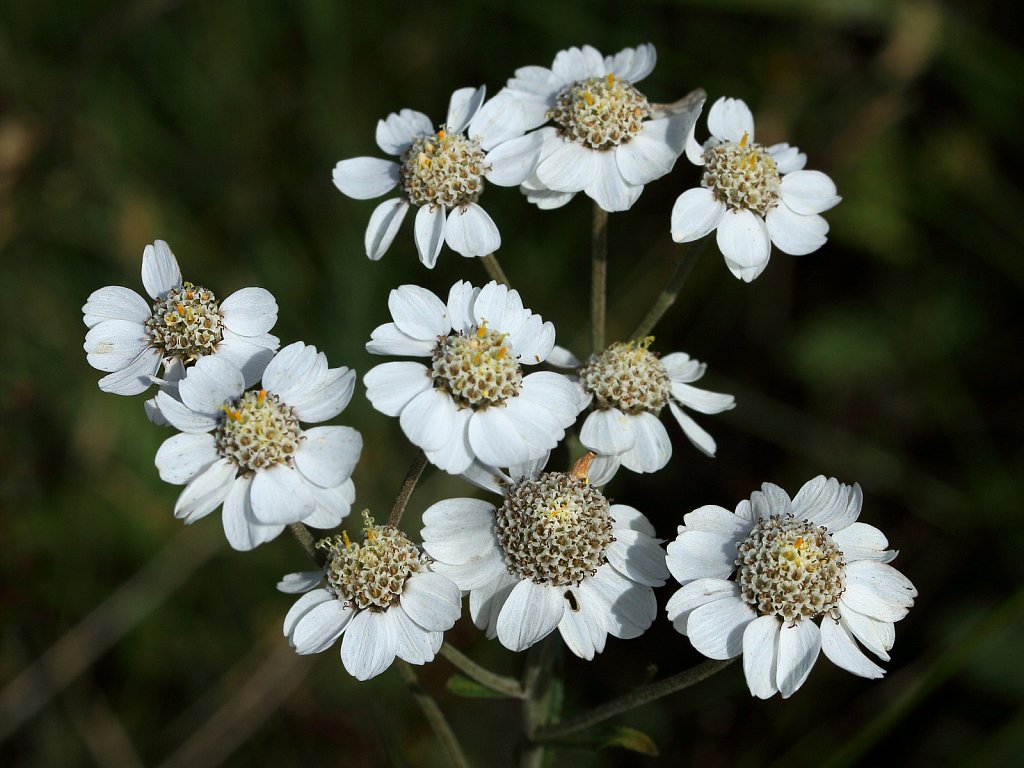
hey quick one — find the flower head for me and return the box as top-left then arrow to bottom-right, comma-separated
666,477 -> 916,698
280,512 -> 462,681
332,87 -> 541,267
497,44 -> 704,211
153,342 -> 362,550
83,240 -> 279,402
421,454 -> 668,658
671,97 -> 842,282
363,281 -> 585,474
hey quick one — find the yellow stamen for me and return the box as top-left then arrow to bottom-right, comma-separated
476,324 -> 487,338
367,528 -> 376,542
437,129 -> 446,140
570,451 -> 596,482
257,388 -> 266,403
342,530 -> 351,549
739,131 -> 749,148
496,347 -> 507,360
177,303 -> 186,315
584,91 -> 595,106
795,536 -> 804,549
606,73 -> 615,87
186,290 -> 193,300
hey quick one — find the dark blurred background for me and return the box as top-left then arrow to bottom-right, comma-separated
2,0 -> 1022,765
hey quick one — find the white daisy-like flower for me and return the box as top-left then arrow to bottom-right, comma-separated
153,342 -> 362,551
671,96 -> 842,282
82,240 -> 280,398
557,338 -> 734,473
421,455 -> 668,658
332,86 -> 541,267
363,281 -> 585,474
497,44 -> 705,212
666,477 -> 917,699
280,512 -> 462,681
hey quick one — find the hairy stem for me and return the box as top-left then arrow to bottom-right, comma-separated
631,237 -> 707,340
439,643 -> 524,699
591,204 -> 609,354
397,660 -> 471,768
388,450 -> 429,527
288,523 -> 326,567
534,658 -> 735,743
480,253 -> 510,286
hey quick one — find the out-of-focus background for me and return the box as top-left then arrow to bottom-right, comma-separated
2,1 -> 1021,765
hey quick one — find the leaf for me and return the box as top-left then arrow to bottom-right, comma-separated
598,726 -> 660,756
445,673 -> 516,699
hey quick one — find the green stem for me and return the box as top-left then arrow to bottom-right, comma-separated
590,204 -> 609,354
439,643 -> 524,699
533,658 -> 735,743
388,450 -> 428,527
288,523 -> 326,567
519,637 -> 557,768
480,253 -> 510,287
396,660 -> 471,768
630,237 -> 707,340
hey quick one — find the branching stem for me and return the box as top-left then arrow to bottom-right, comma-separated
591,205 -> 609,353
439,643 -> 524,699
388,450 -> 429,527
631,237 -> 707,340
397,660 -> 471,768
481,253 -> 510,286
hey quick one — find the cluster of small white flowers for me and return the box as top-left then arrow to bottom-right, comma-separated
83,42 -> 914,706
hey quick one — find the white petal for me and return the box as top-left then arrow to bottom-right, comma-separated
84,319 -> 149,373
375,109 -> 433,155
522,183 -> 576,210
293,599 -> 353,654
776,620 -> 821,698
341,609 -> 397,681
551,44 -> 604,82
706,97 -> 754,143
585,150 -> 642,212
467,407 -> 537,467
834,522 -> 896,563
141,240 -> 182,299
670,382 -> 735,415
155,432 -> 219,484
687,596 -> 756,659
222,475 -> 283,550
610,504 -> 657,537
414,204 -> 446,268
468,574 -> 517,636
259,341 -> 321,400
791,476 -> 858,531
389,284 -> 451,339
283,588 -> 333,637
401,571 -> 462,631
665,530 -> 737,582
446,86 -> 486,135
619,411 -> 671,473
277,571 -> 323,594
664,578 -> 737,632
742,615 -> 781,698
587,566 -> 657,639
97,347 -> 162,395
468,91 -> 532,149
445,280 -> 479,332
717,208 -> 771,282
778,170 -> 840,214
400,388 -> 458,452
249,465 -> 316,524
215,331 -> 278,387
444,203 -> 501,257
751,483 -> 792,520
605,529 -> 668,586
220,287 -> 278,336
366,322 -> 435,357
616,131 -> 677,187
364,198 -> 410,260
495,580 -> 564,652
173,458 -> 236,524
765,204 -> 829,256
545,345 -> 581,369
557,585 -> 608,660
154,391 -> 218,433
391,605 -> 437,664
290,367 -> 357,423
423,407 -> 474,474
302,480 -> 355,529
840,604 -> 895,661
607,43 -> 656,83
820,618 -> 885,679
681,505 -> 750,539
294,425 -> 362,488
363,361 -> 431,416
82,286 -> 150,327
509,317 -> 556,365
332,157 -> 400,199
178,356 -> 245,416
519,371 -> 583,419
535,139 -> 599,193
484,132 -> 543,186
767,142 -> 807,174
842,561 -> 917,621
670,188 -> 726,243
580,409 -> 636,456
422,496 -> 494,535
661,352 -> 705,382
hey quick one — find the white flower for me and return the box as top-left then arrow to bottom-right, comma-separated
82,240 -> 280,398
153,342 -> 362,551
558,339 -> 735,473
671,96 -> 842,282
280,513 -> 462,681
363,281 -> 585,474
497,44 -> 704,212
666,477 -> 917,699
421,455 -> 668,658
332,86 -> 541,267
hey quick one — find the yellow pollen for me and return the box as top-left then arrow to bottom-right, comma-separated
584,91 -> 595,106
476,324 -> 487,338
472,352 -> 482,366
795,536 -> 804,549
367,528 -> 376,542
496,347 -> 507,359
570,451 -> 595,482
606,73 -> 615,87
177,303 -> 186,315
342,530 -> 351,549
186,290 -> 193,300
739,132 -> 749,148
257,388 -> 266,403
437,129 -> 446,140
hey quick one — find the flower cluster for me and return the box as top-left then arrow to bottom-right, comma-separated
83,42 -> 914,710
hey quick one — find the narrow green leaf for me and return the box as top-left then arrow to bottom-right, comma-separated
445,673 -> 515,699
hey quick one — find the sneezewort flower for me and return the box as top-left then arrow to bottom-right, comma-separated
666,477 -> 916,698
153,342 -> 361,550
332,86 -> 541,267
496,43 -> 704,212
280,512 -> 462,681
83,240 -> 279,405
421,454 -> 668,658
671,96 -> 841,282
363,281 -> 585,474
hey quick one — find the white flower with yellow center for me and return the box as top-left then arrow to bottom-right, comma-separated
496,44 -> 705,212
421,455 -> 667,658
332,86 -> 541,267
279,513 -> 462,681
83,240 -> 280,404
153,342 -> 362,551
569,338 -> 735,473
363,281 -> 585,474
671,97 -> 842,282
666,477 -> 917,698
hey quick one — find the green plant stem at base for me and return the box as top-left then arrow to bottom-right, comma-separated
439,643 -> 524,699
631,237 -> 707,340
481,253 -> 510,286
288,523 -> 326,568
533,658 -> 735,743
388,450 -> 429,527
591,205 -> 608,354
397,660 -> 471,768
519,637 -> 558,768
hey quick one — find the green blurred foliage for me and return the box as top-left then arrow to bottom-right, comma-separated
1,0 -> 1022,766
